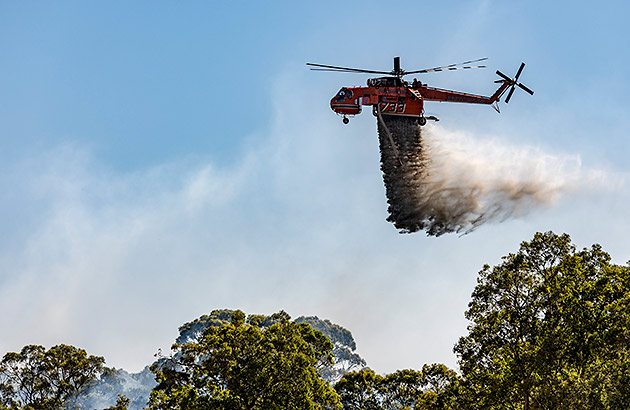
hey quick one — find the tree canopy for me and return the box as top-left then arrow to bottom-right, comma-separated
148,310 -> 341,410
0,344 -> 105,410
454,231 -> 630,409
175,310 -> 367,384
334,364 -> 461,410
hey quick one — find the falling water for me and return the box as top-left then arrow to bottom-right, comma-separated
377,117 -> 591,236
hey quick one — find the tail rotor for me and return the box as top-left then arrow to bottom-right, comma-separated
496,62 -> 534,103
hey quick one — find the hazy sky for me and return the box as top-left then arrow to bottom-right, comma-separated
1,1 -> 629,374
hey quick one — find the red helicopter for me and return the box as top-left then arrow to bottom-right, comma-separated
306,57 -> 533,124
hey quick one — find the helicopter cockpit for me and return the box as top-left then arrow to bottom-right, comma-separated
334,87 -> 354,101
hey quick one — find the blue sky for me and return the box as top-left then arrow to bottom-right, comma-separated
1,1 -> 630,374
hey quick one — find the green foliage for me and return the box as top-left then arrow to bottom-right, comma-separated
416,364 -> 461,410
0,344 -> 105,410
335,369 -> 383,410
174,310 -> 367,384
148,310 -> 341,410
454,231 -> 630,409
104,394 -> 130,410
334,365 -> 461,410
177,309 -> 300,344
176,309 -> 237,344
381,369 -> 425,409
296,317 -> 357,351
295,316 -> 367,382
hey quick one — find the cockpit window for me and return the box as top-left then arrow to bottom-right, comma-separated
335,88 -> 348,101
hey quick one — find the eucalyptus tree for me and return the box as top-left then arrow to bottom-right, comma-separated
148,310 -> 341,410
455,231 -> 630,409
0,344 -> 105,409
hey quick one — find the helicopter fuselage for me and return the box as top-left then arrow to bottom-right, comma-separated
330,76 -> 512,122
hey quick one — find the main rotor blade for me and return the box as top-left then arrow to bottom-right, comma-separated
405,57 -> 488,75
518,82 -> 534,95
505,86 -> 516,103
309,67 -> 392,74
442,57 -> 488,68
406,65 -> 486,75
309,68 -> 365,72
309,67 -> 376,72
306,63 -> 390,75
306,62 -> 364,70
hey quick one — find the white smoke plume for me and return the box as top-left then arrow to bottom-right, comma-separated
377,118 -> 618,236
